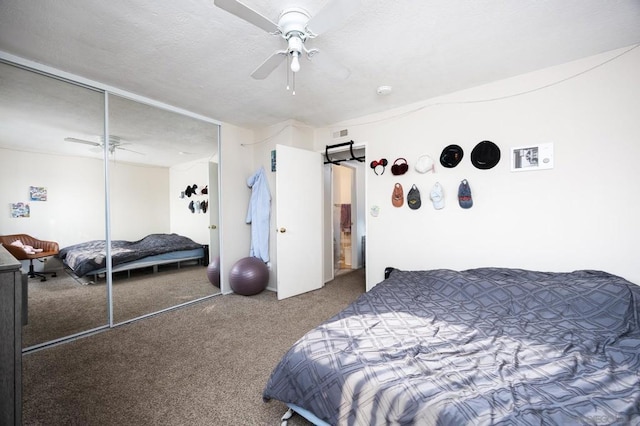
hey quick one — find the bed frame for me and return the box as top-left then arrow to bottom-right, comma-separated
84,247 -> 206,282
281,404 -> 330,426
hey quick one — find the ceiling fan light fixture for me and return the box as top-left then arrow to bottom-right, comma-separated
65,135 -> 144,156
278,8 -> 310,36
214,0 -> 360,92
290,51 -> 301,73
287,35 -> 303,73
376,85 -> 393,96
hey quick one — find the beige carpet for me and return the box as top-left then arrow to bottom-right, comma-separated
22,268 -> 366,425
24,264 -> 219,348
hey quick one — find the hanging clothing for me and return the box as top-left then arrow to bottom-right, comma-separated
340,204 -> 351,233
246,166 -> 271,262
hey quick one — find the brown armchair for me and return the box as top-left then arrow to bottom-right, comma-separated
0,234 -> 59,281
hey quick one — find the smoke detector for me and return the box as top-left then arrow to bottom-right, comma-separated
376,85 -> 392,96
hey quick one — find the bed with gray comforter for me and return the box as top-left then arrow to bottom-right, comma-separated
58,233 -> 203,277
263,268 -> 640,425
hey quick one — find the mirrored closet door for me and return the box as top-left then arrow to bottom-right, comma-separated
107,94 -> 221,324
0,61 -> 109,349
1,58 -> 222,350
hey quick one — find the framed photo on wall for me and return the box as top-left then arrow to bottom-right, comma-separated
11,202 -> 30,218
29,186 -> 47,201
511,143 -> 554,172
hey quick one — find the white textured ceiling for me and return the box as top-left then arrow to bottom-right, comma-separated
1,0 -> 639,146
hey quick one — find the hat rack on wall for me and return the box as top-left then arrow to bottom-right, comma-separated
181,184 -> 209,214
324,140 -> 365,165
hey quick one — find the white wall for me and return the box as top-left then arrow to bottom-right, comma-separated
0,149 -> 105,245
218,122 -> 255,294
108,162 -> 170,240
314,45 -> 640,288
333,165 -> 353,203
0,149 -> 170,244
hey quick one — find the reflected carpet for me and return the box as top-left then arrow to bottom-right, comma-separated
24,264 -> 218,348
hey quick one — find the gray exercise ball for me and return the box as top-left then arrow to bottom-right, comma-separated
229,256 -> 269,296
206,256 -> 220,288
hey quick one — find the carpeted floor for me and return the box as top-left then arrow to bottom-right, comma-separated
22,268 -> 366,425
24,264 -> 219,348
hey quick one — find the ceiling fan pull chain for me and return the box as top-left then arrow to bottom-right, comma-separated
286,55 -> 291,91
292,70 -> 296,95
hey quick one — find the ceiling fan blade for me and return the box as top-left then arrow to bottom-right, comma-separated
64,137 -> 101,147
118,146 -> 145,155
306,0 -> 362,36
251,51 -> 287,79
214,0 -> 278,33
308,50 -> 350,80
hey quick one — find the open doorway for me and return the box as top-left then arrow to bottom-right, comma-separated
333,165 -> 355,276
325,159 -> 365,282
322,142 -> 366,285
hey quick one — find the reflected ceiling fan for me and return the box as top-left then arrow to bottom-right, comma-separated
64,136 -> 144,155
214,0 -> 361,93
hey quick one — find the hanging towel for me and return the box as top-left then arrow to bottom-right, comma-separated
246,166 -> 271,262
340,204 -> 351,233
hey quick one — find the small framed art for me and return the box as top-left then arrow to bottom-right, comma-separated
29,186 -> 48,201
271,149 -> 277,172
511,143 -> 554,172
11,202 -> 30,218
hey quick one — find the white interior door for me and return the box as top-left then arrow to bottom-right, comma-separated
276,144 -> 323,300
208,161 -> 220,260
207,161 -> 222,292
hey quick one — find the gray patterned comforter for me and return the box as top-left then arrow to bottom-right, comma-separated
58,233 -> 202,277
263,268 -> 640,425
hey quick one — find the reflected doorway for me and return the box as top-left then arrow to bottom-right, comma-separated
332,165 -> 356,277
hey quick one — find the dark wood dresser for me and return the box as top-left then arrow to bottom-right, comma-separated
0,244 -> 23,425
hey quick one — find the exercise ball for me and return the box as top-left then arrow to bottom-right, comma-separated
206,256 -> 220,288
229,256 -> 269,296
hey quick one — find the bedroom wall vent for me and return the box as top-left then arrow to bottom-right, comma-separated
332,129 -> 348,138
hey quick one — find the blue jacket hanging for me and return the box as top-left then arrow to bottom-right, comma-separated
246,166 -> 271,262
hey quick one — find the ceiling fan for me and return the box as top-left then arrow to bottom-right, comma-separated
64,136 -> 144,155
214,0 -> 361,91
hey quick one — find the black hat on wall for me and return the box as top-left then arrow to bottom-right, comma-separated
471,141 -> 501,169
439,145 -> 464,168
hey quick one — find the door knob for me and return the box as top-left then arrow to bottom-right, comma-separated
209,225 -> 217,230
279,227 -> 286,233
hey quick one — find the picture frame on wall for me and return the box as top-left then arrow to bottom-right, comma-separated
511,143 -> 554,172
271,149 -> 277,172
29,186 -> 47,201
11,202 -> 30,218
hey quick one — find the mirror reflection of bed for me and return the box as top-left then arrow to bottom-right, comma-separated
0,60 -> 221,350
